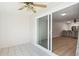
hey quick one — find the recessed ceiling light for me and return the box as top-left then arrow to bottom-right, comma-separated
61,13 -> 67,16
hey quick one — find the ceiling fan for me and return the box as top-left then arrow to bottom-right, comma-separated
18,2 -> 47,13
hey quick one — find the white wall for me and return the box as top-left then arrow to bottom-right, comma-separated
0,2 -> 35,48
53,21 -> 79,38
52,22 -> 68,37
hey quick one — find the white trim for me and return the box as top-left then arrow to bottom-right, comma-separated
50,13 -> 53,51
48,15 -> 50,50
35,16 -> 37,44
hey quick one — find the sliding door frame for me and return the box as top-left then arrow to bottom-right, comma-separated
35,13 -> 53,53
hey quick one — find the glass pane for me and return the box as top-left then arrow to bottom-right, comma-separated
37,15 -> 48,49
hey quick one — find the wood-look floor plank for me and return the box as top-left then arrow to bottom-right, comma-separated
8,47 -> 16,56
0,48 -> 9,56
0,48 -> 3,55
8,44 -> 34,56
53,37 -> 77,56
18,44 -> 33,56
15,46 -> 23,56
18,44 -> 38,56
0,44 -> 39,56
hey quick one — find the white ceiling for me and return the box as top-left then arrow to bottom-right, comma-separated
0,2 -> 77,18
53,3 -> 79,22
36,2 -> 77,17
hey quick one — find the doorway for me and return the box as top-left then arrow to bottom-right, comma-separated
36,14 -> 52,53
52,3 -> 78,56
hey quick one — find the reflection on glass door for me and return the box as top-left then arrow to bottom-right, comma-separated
37,15 -> 48,49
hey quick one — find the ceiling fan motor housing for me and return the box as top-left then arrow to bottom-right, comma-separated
24,2 -> 34,5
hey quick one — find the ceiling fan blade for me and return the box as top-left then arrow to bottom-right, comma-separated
31,8 -> 36,13
18,5 -> 27,10
33,4 -> 47,8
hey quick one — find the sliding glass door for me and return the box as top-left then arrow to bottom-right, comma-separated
36,14 -> 52,51
37,15 -> 48,49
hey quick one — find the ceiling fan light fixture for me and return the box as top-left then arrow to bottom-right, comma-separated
19,2 -> 47,13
